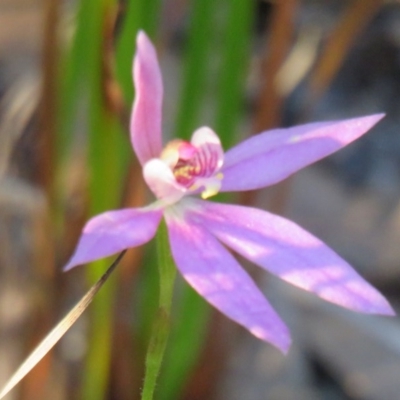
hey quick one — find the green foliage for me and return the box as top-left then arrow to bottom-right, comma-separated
116,0 -> 162,104
174,0 -> 219,140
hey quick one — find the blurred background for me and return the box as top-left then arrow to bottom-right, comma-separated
1,0 -> 400,399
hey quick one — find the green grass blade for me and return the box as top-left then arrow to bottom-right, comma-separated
214,0 -> 255,148
58,0 -> 100,157
141,220 -> 176,400
116,0 -> 162,104
174,0 -> 219,140
70,1 -> 128,399
158,284 -> 209,400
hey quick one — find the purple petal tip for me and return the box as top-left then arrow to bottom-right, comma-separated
137,30 -> 149,46
361,112 -> 385,127
63,262 -> 76,273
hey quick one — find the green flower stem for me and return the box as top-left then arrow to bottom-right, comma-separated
141,220 -> 176,400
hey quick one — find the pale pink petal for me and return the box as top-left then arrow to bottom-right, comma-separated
187,200 -> 394,315
64,208 -> 163,271
190,126 -> 224,170
165,208 -> 291,352
221,114 -> 384,192
131,31 -> 163,165
143,159 -> 186,203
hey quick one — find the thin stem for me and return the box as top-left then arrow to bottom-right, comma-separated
0,251 -> 126,400
141,220 -> 176,400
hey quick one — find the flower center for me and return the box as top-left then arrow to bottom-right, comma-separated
161,138 -> 223,199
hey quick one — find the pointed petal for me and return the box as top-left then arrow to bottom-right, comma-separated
131,31 -> 163,165
165,208 -> 291,352
64,208 -> 163,271
188,200 -> 394,316
143,158 -> 186,203
221,114 -> 384,192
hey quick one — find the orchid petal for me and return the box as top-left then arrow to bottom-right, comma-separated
221,114 -> 384,192
131,31 -> 163,165
143,159 -> 186,203
64,208 -> 163,271
187,200 -> 394,315
165,208 -> 291,352
190,126 -> 224,170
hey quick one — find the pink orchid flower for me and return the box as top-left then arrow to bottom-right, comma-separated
65,31 -> 394,353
